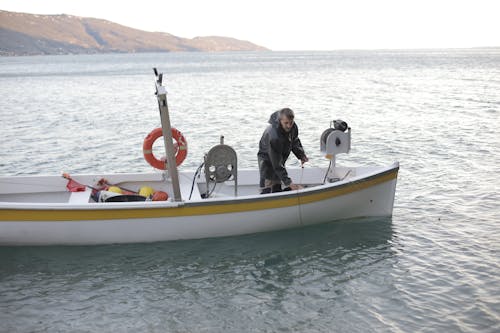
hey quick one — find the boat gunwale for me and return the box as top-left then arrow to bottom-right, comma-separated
0,163 -> 398,221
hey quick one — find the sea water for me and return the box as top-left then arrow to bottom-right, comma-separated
0,50 -> 499,332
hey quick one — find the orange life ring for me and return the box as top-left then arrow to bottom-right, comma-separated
143,127 -> 187,170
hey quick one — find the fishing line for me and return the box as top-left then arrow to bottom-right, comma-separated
297,165 -> 305,226
323,160 -> 332,184
205,181 -> 218,198
340,169 -> 352,181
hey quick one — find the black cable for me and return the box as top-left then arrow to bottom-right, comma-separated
188,162 -> 205,200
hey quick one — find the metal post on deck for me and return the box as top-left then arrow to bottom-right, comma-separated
153,68 -> 182,202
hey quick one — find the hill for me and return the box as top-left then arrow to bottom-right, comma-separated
0,10 -> 268,56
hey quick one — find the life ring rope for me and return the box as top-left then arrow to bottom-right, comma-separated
143,127 -> 187,170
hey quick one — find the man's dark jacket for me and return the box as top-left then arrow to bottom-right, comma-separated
257,111 -> 306,187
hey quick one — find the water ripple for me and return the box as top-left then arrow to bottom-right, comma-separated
1,50 -> 500,332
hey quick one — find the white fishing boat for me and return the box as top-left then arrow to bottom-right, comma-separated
0,70 -> 399,246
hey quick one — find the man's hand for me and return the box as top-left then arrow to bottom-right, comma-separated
300,156 -> 309,167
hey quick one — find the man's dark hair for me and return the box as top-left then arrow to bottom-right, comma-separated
279,108 -> 295,120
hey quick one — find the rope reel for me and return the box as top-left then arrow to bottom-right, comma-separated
204,136 -> 238,197
320,119 -> 351,159
320,119 -> 351,183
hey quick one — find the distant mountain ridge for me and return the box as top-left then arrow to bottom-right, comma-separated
0,10 -> 268,56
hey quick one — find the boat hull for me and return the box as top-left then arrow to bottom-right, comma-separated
0,164 -> 398,245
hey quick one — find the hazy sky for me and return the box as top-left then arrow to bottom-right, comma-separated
1,0 -> 499,50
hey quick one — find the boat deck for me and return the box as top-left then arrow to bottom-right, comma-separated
0,166 -> 364,205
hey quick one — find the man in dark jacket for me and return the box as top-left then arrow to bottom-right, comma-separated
258,108 -> 308,193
